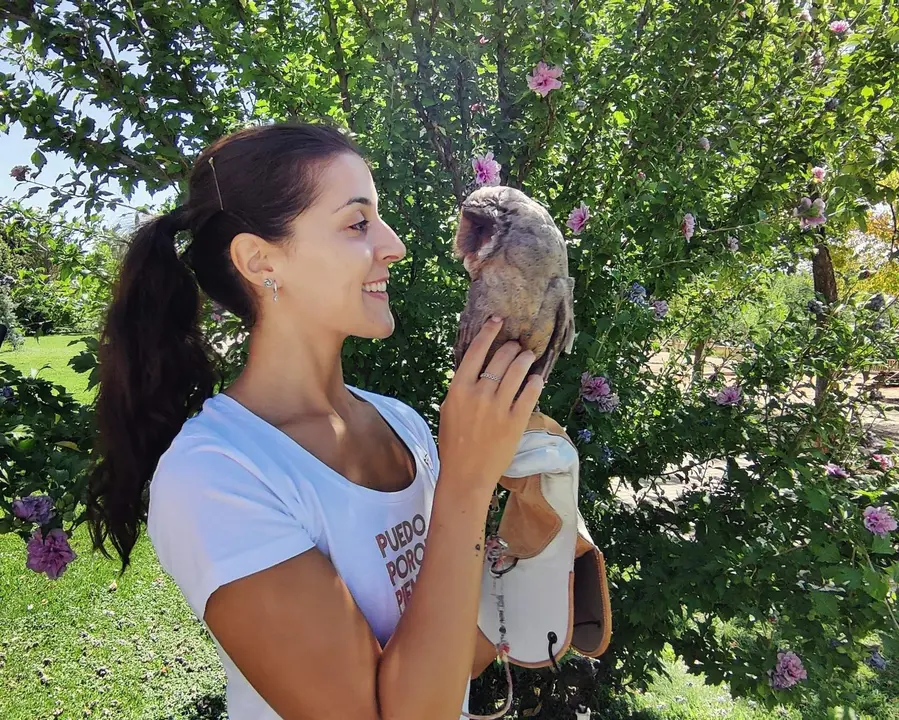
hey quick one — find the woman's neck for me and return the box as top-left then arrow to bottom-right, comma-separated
224,322 -> 357,424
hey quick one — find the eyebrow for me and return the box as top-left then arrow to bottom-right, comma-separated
334,196 -> 372,213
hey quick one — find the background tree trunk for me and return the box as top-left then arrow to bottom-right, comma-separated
813,241 -> 838,403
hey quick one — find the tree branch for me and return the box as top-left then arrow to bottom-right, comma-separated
321,0 -> 354,124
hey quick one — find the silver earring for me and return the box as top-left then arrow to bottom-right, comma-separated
263,277 -> 279,302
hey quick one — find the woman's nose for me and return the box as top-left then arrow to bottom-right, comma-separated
377,221 -> 407,263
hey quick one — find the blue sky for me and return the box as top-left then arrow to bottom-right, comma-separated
1,123 -> 166,230
0,54 -> 171,230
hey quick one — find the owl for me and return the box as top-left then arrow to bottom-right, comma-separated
452,185 -> 575,384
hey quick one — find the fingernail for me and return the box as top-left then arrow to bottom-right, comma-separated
491,315 -> 503,323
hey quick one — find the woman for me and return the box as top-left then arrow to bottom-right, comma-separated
86,122 -> 544,720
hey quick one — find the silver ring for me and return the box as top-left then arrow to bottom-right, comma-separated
479,371 -> 502,382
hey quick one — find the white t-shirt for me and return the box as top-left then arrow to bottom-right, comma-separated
147,385 -> 470,719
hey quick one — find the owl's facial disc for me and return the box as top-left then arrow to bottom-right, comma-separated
456,207 -> 496,260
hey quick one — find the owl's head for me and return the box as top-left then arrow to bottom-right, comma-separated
453,185 -> 563,278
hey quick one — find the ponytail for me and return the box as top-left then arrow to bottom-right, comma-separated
87,208 -> 217,570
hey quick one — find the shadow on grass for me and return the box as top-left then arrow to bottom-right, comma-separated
164,692 -> 227,720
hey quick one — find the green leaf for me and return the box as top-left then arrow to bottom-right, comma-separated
862,566 -> 890,602
811,591 -> 839,618
870,534 -> 894,554
31,149 -> 47,170
803,487 -> 830,513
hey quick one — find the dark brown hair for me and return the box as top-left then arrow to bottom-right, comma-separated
87,122 -> 361,570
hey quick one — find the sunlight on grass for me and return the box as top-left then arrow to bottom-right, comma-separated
0,527 -> 225,720
0,335 -> 95,404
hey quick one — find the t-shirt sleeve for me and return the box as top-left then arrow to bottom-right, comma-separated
147,447 -> 317,620
421,415 -> 441,479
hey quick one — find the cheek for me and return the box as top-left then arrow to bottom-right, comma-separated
298,240 -> 373,306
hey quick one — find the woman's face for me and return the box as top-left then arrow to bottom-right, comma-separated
255,152 -> 407,341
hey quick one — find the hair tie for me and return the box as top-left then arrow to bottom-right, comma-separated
158,205 -> 191,236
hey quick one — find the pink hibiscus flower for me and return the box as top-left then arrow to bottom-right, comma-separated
567,203 -> 590,234
829,20 -> 849,34
26,528 -> 77,580
681,213 -> 696,241
863,506 -> 897,536
526,61 -> 563,98
472,152 -> 501,186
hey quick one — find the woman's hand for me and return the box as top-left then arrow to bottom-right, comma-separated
437,316 -> 544,500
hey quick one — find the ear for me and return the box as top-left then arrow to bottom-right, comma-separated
453,202 -> 499,260
230,232 -> 275,289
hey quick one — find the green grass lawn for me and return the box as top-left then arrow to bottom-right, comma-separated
0,528 -> 226,720
1,334 -> 896,720
0,334 -> 95,404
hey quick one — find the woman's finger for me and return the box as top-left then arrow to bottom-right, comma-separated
454,316 -> 504,385
479,341 -> 528,390
496,349 -> 538,408
511,373 -> 545,421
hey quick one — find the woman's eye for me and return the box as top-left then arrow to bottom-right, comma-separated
350,219 -> 370,232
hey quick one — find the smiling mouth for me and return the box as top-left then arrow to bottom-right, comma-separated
362,278 -> 388,300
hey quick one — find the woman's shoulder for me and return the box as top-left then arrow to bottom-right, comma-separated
347,385 -> 435,445
150,393 -> 277,501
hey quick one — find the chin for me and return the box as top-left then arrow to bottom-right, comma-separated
356,316 -> 395,340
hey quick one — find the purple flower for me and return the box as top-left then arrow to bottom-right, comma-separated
829,20 -> 849,34
794,197 -> 827,228
1,385 -> 14,403
865,651 -> 887,671
577,428 -> 593,443
872,454 -> 894,472
574,98 -> 587,111
580,373 -> 620,412
636,170 -> 646,181
26,528 -> 77,580
210,301 -> 225,323
863,506 -> 897,536
727,236 -> 739,252
599,446 -> 613,465
681,213 -> 695,241
626,282 -> 647,305
811,166 -> 826,182
697,136 -> 710,152
566,203 -> 590,234
12,495 -> 55,525
769,651 -> 808,689
825,463 -> 849,478
715,385 -> 741,406
9,165 -> 29,182
651,300 -> 669,320
797,8 -> 812,23
526,61 -> 563,97
472,152 -> 501,186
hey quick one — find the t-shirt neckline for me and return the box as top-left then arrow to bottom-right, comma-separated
209,386 -> 423,503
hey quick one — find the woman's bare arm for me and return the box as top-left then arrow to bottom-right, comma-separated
204,319 -> 542,719
203,480 -> 492,720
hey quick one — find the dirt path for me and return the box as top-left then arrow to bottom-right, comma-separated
615,353 -> 899,506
